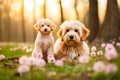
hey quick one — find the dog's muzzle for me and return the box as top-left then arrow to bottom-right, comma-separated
69,35 -> 74,40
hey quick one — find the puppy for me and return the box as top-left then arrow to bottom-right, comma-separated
32,18 -> 56,61
54,20 -> 90,61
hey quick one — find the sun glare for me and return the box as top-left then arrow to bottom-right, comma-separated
11,1 -> 21,12
24,0 -> 34,12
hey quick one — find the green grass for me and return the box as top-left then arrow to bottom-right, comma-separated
0,46 -> 120,80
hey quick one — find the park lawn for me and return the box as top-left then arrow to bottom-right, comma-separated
0,45 -> 120,80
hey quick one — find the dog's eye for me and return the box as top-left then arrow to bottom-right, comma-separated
75,29 -> 78,32
41,25 -> 44,27
47,25 -> 49,27
66,29 -> 69,32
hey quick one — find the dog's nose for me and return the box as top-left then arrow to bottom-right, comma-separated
69,35 -> 74,40
44,29 -> 47,32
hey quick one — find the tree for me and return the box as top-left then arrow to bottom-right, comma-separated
98,0 -> 120,42
0,0 -> 2,41
87,0 -> 99,43
21,0 -> 26,42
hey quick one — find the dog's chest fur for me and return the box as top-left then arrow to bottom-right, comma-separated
35,33 -> 53,52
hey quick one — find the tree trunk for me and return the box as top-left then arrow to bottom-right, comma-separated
87,0 -> 99,43
98,0 -> 120,42
21,0 -> 26,42
0,2 -> 2,41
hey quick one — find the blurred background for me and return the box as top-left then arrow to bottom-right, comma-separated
0,0 -> 120,43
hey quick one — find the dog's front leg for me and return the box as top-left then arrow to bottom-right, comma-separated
47,45 -> 54,54
32,43 -> 42,57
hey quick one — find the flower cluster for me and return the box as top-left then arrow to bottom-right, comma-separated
0,55 -> 5,61
104,43 -> 117,61
93,61 -> 117,74
90,46 -> 104,57
10,46 -> 33,53
18,53 -> 64,75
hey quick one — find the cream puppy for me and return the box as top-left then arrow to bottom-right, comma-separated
54,20 -> 90,61
32,18 -> 56,61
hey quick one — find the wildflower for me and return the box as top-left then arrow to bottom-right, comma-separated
54,60 -> 63,67
91,46 -> 96,52
60,57 -> 67,62
97,50 -> 103,56
104,49 -> 117,61
105,43 -> 115,52
0,55 -> 5,61
35,53 -> 43,59
101,43 -> 106,48
19,56 -> 30,65
35,59 -> 46,67
93,61 -> 105,72
18,65 -> 30,74
47,54 -> 55,63
90,52 -> 96,57
28,57 -> 36,65
78,55 -> 90,64
116,42 -> 120,47
105,63 -> 117,74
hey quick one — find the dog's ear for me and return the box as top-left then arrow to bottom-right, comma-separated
57,28 -> 63,40
51,23 -> 56,31
33,23 -> 40,31
81,24 -> 90,41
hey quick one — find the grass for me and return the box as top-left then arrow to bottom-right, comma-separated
0,45 -> 120,80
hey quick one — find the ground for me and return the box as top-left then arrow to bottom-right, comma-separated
0,44 -> 120,80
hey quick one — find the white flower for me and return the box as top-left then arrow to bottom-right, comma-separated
90,52 -> 96,57
101,43 -> 106,48
91,46 -> 97,52
0,55 -> 5,61
97,50 -> 103,56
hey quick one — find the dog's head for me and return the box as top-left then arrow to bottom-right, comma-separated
34,18 -> 56,34
58,20 -> 90,46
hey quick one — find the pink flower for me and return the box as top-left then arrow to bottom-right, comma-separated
35,53 -> 43,59
54,60 -> 63,67
19,56 -> 30,65
93,61 -> 105,72
35,59 -> 46,67
105,63 -> 117,74
28,57 -> 36,65
18,65 -> 30,74
105,43 -> 115,52
104,49 -> 117,61
0,55 -> 5,61
90,52 -> 96,57
78,55 -> 90,64
47,54 -> 55,63
101,43 -> 106,48
116,42 -> 120,47
91,46 -> 97,52
60,57 -> 67,62
97,51 -> 103,56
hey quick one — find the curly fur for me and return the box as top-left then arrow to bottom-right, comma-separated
32,18 -> 56,61
54,20 -> 90,61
